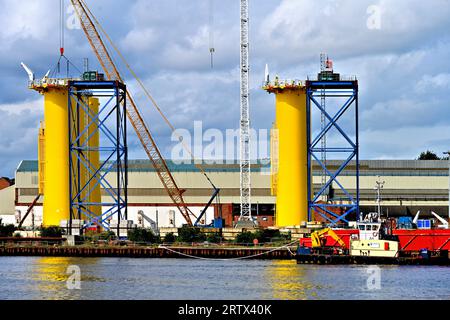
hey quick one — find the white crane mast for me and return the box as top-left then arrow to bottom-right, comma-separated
238,0 -> 252,223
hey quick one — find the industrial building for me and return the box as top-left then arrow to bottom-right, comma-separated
0,177 -> 14,217
1,159 -> 448,228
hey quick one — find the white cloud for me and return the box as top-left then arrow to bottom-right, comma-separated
416,73 -> 450,93
0,0 -> 56,44
256,0 -> 450,65
0,98 -> 43,175
121,28 -> 159,53
0,98 -> 43,115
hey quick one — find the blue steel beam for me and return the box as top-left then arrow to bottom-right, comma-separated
310,94 -> 355,147
69,81 -> 128,234
311,151 -> 356,203
310,94 -> 356,148
306,80 -> 359,225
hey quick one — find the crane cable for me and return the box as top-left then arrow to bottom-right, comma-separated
209,0 -> 215,69
56,0 -> 79,78
60,0 -> 65,56
159,240 -> 298,261
79,0 -> 217,189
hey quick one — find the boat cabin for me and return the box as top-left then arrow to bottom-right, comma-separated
354,222 -> 381,240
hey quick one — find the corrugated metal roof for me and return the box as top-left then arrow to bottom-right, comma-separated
16,159 -> 271,173
16,159 -> 450,175
16,160 -> 38,172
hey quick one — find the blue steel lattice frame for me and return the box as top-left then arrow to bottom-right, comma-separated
306,81 -> 359,225
68,81 -> 128,233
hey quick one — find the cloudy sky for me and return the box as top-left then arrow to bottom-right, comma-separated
1,0 -> 450,177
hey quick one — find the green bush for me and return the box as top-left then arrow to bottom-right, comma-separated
177,226 -> 206,243
254,229 -> 283,243
164,232 -> 176,243
206,232 -> 222,243
40,226 -> 63,238
83,230 -> 98,241
127,228 -> 158,243
83,230 -> 116,242
235,231 -> 257,244
0,224 -> 16,237
98,231 -> 116,241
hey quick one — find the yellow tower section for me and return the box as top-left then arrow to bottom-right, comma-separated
42,87 -> 70,226
32,81 -> 102,227
80,97 -> 101,218
69,96 -> 102,221
38,121 -> 45,195
265,82 -> 308,227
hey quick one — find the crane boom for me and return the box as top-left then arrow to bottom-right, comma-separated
71,0 -> 194,226
311,228 -> 346,248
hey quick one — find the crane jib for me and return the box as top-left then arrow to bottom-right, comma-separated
71,0 -> 197,226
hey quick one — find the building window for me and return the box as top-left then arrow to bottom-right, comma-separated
31,175 -> 38,185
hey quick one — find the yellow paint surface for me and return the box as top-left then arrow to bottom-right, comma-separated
71,96 -> 102,221
43,88 -> 70,226
273,88 -> 308,227
86,98 -> 101,218
38,121 -> 45,195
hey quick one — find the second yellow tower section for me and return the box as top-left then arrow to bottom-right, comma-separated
265,81 -> 309,227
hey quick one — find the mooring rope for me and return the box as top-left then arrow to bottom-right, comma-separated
159,240 -> 299,261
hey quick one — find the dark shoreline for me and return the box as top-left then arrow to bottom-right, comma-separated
2,246 -> 449,265
0,245 -> 294,259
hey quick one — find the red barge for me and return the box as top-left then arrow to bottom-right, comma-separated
300,228 -> 450,252
297,212 -> 450,264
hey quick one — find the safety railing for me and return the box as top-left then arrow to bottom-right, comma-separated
306,74 -> 358,81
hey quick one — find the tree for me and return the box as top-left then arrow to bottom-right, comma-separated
127,228 -> 158,243
98,231 -> 116,241
177,226 -> 206,243
418,150 -> 440,160
40,226 -> 63,237
164,232 -> 176,243
206,232 -> 222,243
254,229 -> 283,243
0,220 -> 16,237
235,231 -> 256,244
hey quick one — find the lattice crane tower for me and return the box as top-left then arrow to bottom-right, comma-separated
238,0 -> 252,223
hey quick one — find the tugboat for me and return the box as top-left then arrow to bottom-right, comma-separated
296,210 -> 450,265
297,212 -> 399,261
296,178 -> 450,264
348,214 -> 399,258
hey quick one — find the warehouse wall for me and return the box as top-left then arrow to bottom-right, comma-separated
13,160 -> 450,226
0,185 -> 15,215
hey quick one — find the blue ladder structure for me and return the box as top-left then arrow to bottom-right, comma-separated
68,80 -> 128,233
306,80 -> 359,225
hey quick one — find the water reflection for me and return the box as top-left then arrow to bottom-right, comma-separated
265,260 -> 328,300
0,257 -> 447,300
31,257 -> 103,300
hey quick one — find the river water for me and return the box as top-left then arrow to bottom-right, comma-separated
0,257 -> 448,300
